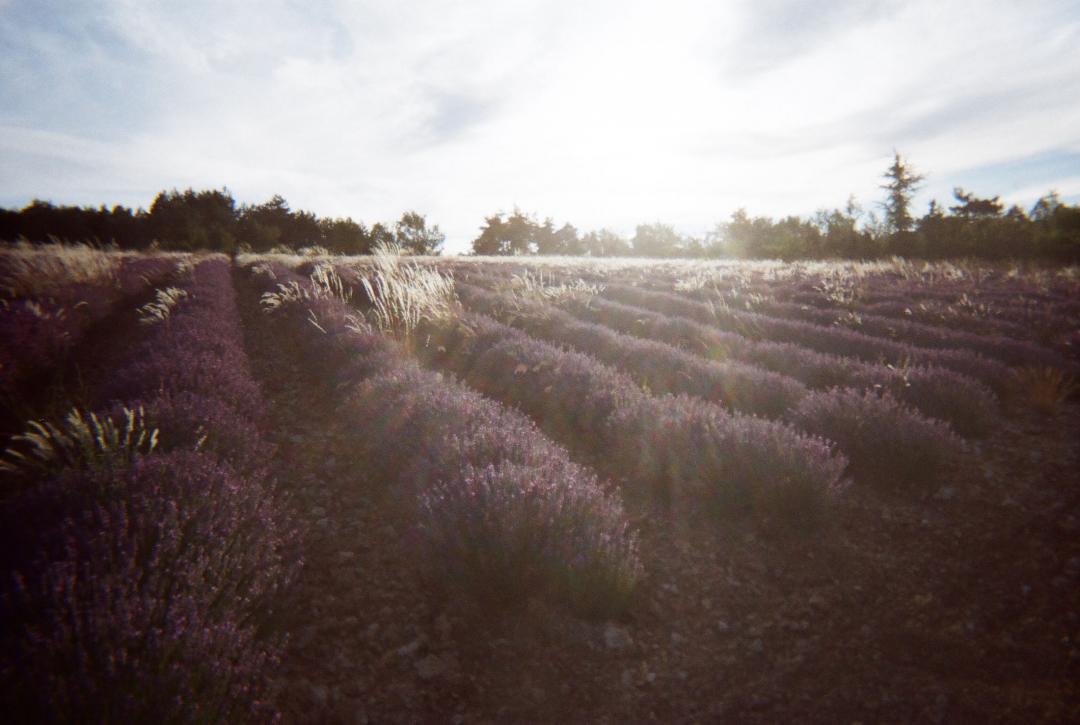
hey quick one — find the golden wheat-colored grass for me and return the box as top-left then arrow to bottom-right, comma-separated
0,241 -> 120,297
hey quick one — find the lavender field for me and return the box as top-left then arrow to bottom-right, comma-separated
1,244 -> 1078,722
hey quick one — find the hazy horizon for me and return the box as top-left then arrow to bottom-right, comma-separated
3,0 -> 1079,253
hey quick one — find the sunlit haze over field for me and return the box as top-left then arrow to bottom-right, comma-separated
2,0 -> 1079,253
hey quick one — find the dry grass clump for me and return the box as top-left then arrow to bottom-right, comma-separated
137,287 -> 189,325
259,261 -> 367,334
0,407 -> 158,478
673,267 -> 749,293
1,241 -> 119,297
237,250 -> 308,271
500,270 -> 603,306
260,262 -> 352,312
356,242 -> 458,336
673,270 -> 717,293
5,298 -> 69,322
173,257 -> 196,277
247,262 -> 277,281
813,272 -> 864,307
1015,366 -> 1077,414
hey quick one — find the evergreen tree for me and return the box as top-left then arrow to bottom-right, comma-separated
949,188 -> 1003,219
880,151 -> 925,234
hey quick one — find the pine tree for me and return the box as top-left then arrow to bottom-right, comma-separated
880,150 -> 925,234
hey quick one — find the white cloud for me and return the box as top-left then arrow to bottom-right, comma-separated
1,0 -> 1079,252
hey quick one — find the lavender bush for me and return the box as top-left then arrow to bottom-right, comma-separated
418,461 -> 640,615
612,395 -> 847,531
790,387 -> 962,491
897,366 -> 997,438
2,450 -> 289,723
651,267 -> 1075,370
108,391 -> 273,475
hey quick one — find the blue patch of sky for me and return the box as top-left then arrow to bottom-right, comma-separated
725,0 -> 902,76
0,0 -> 357,141
420,90 -> 495,146
0,1 -> 164,140
946,150 -> 1080,203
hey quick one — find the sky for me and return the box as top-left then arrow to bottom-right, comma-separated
2,0 -> 1079,254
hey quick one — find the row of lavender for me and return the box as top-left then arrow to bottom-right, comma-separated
449,280 -> 963,493
440,257 -> 1080,345
452,265 -> 997,438
0,257 -> 295,722
609,262 -> 1079,361
623,268 -> 1075,370
247,262 -> 640,616
774,264 -> 1079,330
592,283 -> 1018,397
449,258 -> 1072,383
456,282 -> 807,418
616,258 -> 1080,315
398,291 -> 847,531
0,254 -> 178,419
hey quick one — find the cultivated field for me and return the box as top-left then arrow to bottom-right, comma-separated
1,244 -> 1078,722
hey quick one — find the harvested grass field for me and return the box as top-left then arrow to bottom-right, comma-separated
1,245 -> 1078,722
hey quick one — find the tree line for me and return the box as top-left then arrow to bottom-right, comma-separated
0,188 -> 445,255
470,153 -> 1080,261
3,153 -> 1079,260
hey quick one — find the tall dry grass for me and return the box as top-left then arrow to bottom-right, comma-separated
259,262 -> 352,310
0,406 -> 158,478
1,241 -> 119,297
357,242 -> 458,336
137,287 -> 189,325
498,269 -> 603,307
